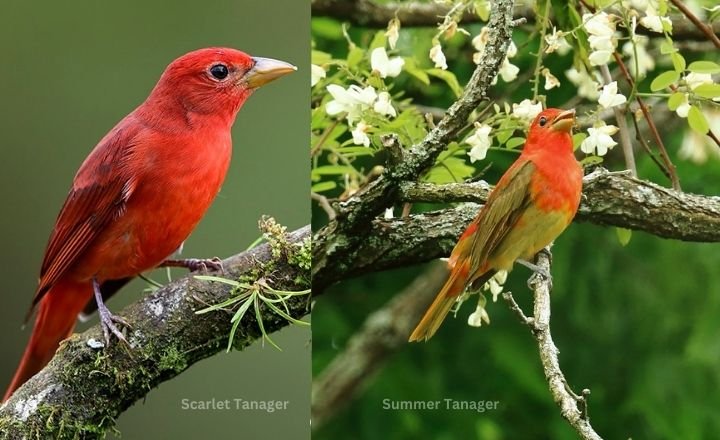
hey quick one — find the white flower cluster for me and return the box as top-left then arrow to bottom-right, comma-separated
467,271 -> 508,328
565,68 -> 601,100
583,11 -> 617,66
325,83 -> 398,147
466,123 -> 493,163
581,123 -> 619,156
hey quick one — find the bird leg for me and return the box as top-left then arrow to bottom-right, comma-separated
92,278 -> 131,346
159,257 -> 224,273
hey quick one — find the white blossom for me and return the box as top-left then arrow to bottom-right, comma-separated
351,121 -> 371,147
640,5 -> 672,33
598,81 -> 627,109
542,68 -> 560,90
430,43 -> 448,70
580,124 -> 619,156
311,64 -> 326,87
373,91 -> 396,117
499,58 -> 520,82
565,67 -> 601,100
467,304 -> 490,327
686,72 -> 713,90
512,99 -> 543,121
675,94 -> 691,118
583,12 -> 617,66
325,84 -> 378,122
384,207 -> 394,219
385,18 -> 400,50
466,124 -> 493,163
370,47 -> 404,78
544,27 -> 571,54
471,27 -> 490,64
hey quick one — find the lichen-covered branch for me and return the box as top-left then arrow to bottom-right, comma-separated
504,249 -> 603,440
311,0 -> 720,41
0,226 -> 311,439
311,263 -> 447,430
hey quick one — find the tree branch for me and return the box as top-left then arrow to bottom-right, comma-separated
311,263 -> 448,430
504,248 -> 603,440
311,0 -> 720,41
0,226 -> 311,439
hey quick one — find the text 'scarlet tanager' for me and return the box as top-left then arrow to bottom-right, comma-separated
3,47 -> 296,401
409,108 -> 583,342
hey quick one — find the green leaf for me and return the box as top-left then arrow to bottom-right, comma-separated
667,92 -> 685,110
573,132 -> 587,151
659,39 -> 676,54
650,71 -> 679,91
311,165 -> 357,178
427,69 -> 463,98
347,46 -> 365,69
474,0 -> 490,20
671,52 -> 686,73
687,61 -> 720,74
506,137 -> 525,149
369,31 -> 387,50
402,57 -> 430,85
311,181 -> 337,193
693,83 -> 720,99
687,106 -> 709,134
496,118 -> 515,145
616,227 -> 632,246
311,50 -> 332,65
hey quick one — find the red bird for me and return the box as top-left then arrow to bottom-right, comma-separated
409,108 -> 583,342
3,47 -> 296,401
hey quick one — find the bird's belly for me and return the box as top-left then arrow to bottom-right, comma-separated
489,206 -> 572,271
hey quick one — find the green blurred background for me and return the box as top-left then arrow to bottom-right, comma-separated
311,10 -> 720,440
0,1 -> 309,438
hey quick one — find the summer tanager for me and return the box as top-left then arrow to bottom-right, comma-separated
3,47 -> 295,401
409,108 -> 582,342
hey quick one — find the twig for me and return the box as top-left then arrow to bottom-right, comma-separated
504,248 -> 603,440
599,65 -> 637,176
669,0 -> 720,49
311,263 -> 448,430
312,192 -> 337,220
628,110 -> 672,180
613,53 -> 680,189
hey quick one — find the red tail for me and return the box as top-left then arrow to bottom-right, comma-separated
3,279 -> 91,401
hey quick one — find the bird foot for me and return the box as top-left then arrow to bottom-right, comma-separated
93,278 -> 132,347
517,259 -> 553,291
160,257 -> 224,273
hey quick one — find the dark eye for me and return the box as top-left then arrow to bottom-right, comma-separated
209,64 -> 229,80
539,116 -> 547,127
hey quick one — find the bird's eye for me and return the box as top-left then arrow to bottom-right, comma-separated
539,116 -> 547,127
209,64 -> 229,80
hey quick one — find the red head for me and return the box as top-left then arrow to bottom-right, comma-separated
140,47 -> 296,128
524,108 -> 576,154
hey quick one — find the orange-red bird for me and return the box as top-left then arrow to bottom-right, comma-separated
409,108 -> 583,342
3,48 -> 295,401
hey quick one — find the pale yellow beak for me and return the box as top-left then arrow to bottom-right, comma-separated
551,109 -> 576,133
244,57 -> 297,88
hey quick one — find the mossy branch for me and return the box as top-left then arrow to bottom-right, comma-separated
0,225 -> 311,440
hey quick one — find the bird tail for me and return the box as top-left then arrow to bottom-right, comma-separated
3,279 -> 90,402
409,261 -> 475,342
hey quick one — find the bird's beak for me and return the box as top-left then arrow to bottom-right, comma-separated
551,109 -> 576,133
244,57 -> 297,88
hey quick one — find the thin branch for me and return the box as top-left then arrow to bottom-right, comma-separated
312,192 -> 337,220
311,263 -> 448,430
0,226 -> 311,439
669,0 -> 720,49
504,248 -> 603,440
